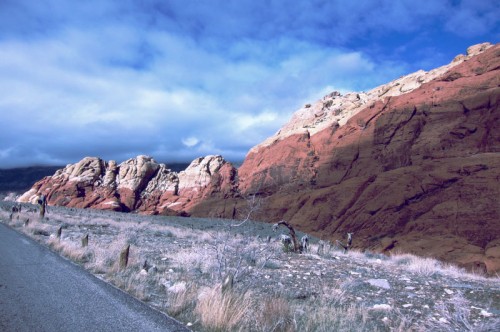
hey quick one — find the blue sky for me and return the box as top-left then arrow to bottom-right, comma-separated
0,0 -> 498,168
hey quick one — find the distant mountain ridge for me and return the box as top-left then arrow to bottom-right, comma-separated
17,43 -> 500,274
0,166 -> 62,193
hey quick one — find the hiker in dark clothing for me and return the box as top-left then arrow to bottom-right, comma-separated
38,194 -> 47,218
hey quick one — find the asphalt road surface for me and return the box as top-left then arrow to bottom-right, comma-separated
0,222 -> 189,332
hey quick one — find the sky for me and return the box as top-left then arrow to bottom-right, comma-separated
0,0 -> 498,169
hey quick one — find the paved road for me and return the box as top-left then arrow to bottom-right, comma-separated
0,222 -> 189,332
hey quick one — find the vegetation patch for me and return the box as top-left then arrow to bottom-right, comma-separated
1,201 -> 499,331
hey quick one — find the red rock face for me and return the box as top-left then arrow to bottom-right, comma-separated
18,155 -> 238,217
220,44 -> 500,274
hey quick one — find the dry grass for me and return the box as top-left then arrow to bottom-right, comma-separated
195,286 -> 252,332
420,293 -> 495,332
390,253 -> 441,277
168,247 -> 217,275
296,304 -> 371,332
386,252 -> 489,280
254,297 -> 293,332
24,220 -> 52,237
1,203 -> 499,332
165,282 -> 198,317
47,237 -> 93,263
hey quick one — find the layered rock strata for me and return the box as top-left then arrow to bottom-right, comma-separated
18,155 -> 237,216
193,43 -> 500,273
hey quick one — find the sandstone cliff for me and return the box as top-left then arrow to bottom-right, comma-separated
18,155 -> 237,216
192,43 -> 500,274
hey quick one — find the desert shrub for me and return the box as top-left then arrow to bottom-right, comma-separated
281,241 -> 293,253
26,221 -> 52,237
345,249 -> 367,260
262,259 -> 281,270
153,229 -> 174,238
109,268 -> 152,302
390,253 -> 441,277
242,244 -> 260,266
90,247 -> 116,273
438,263 -> 481,280
390,254 -> 413,266
169,247 -> 216,275
363,250 -> 389,261
394,254 -> 490,280
87,236 -> 137,273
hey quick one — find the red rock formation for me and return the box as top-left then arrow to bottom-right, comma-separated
220,43 -> 499,274
18,155 -> 238,216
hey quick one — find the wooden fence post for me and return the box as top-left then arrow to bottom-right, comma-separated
222,273 -> 234,294
81,234 -> 89,247
119,244 -> 130,269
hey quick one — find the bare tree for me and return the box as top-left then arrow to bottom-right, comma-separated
231,193 -> 263,227
272,220 -> 301,253
336,233 -> 353,254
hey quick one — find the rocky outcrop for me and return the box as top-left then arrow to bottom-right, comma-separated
178,155 -> 228,197
192,43 -> 500,274
116,156 -> 161,211
18,155 -> 237,216
251,43 -> 494,154
136,155 -> 238,215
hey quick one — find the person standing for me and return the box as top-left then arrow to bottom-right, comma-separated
38,194 -> 47,218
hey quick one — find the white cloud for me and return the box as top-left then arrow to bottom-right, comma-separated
0,148 -> 14,159
0,26 -> 411,167
182,137 -> 200,147
0,0 -> 497,168
233,111 -> 278,132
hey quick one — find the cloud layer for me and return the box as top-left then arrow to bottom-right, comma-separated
0,0 -> 498,168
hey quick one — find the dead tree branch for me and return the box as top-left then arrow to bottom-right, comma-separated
273,220 -> 301,253
232,193 -> 262,227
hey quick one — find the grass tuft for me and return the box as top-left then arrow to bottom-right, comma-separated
195,286 -> 252,332
166,282 -> 197,318
47,237 -> 93,263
